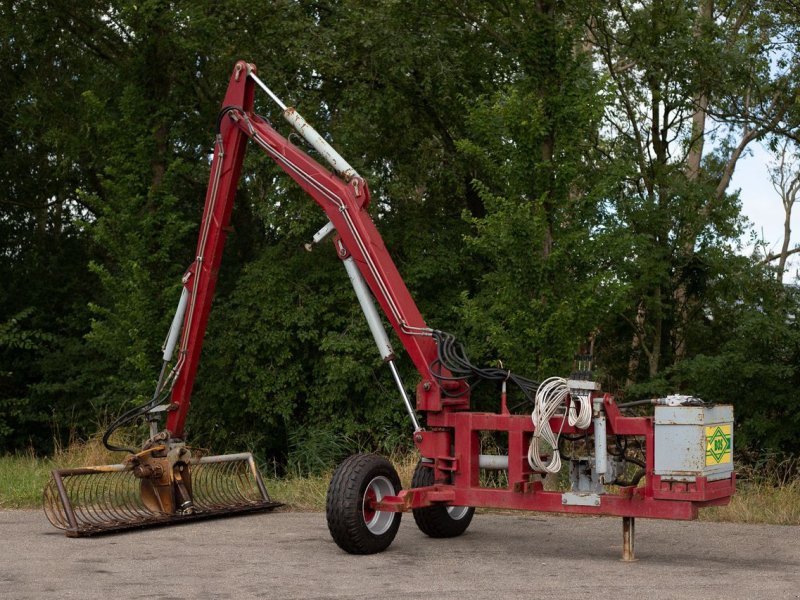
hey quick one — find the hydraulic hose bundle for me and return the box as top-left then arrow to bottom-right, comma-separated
427,330 -> 593,473
428,329 -> 540,402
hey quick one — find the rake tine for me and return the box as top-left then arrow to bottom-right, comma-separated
44,452 -> 281,536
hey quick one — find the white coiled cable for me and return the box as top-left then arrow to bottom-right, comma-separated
568,391 -> 592,429
528,377 -> 593,473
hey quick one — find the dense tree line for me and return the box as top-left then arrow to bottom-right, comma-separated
1,1 -> 799,467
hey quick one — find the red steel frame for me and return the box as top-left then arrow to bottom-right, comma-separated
166,61 -> 734,521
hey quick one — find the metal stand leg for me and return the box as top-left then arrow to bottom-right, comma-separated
622,516 -> 637,562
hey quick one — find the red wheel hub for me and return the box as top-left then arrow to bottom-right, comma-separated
363,486 -> 377,523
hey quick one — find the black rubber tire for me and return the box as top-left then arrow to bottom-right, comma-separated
326,453 -> 402,554
411,460 -> 475,538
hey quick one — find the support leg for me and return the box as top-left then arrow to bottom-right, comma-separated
622,516 -> 637,562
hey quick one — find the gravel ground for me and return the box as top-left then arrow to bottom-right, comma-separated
1,509 -> 798,599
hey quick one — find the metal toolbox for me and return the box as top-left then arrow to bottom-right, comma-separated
654,405 -> 733,482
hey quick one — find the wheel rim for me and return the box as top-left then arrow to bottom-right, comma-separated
446,505 -> 471,520
362,475 -> 395,535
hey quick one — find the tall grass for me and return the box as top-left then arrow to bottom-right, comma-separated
0,449 -> 54,508
699,454 -> 800,525
0,433 -> 130,509
269,452 -> 419,511
2,439 -> 798,524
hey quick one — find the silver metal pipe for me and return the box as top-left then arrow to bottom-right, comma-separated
593,398 -> 607,480
163,287 -> 189,362
342,257 -> 394,361
478,455 -> 509,470
283,108 -> 358,181
195,452 -> 257,465
388,360 -> 422,433
305,221 -> 336,252
248,73 -> 357,180
342,256 -> 422,431
249,72 -> 287,111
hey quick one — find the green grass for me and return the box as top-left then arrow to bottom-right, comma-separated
699,480 -> 800,525
0,451 -> 55,509
699,455 -> 800,525
3,442 -> 799,525
0,437 -> 127,509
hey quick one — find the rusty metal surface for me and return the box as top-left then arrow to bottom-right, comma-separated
622,516 -> 636,562
43,453 -> 281,537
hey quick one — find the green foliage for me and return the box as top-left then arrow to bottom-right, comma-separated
629,269 -> 800,453
1,0 -> 800,462
453,6 -> 617,378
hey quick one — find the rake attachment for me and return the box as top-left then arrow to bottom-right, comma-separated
43,449 -> 281,537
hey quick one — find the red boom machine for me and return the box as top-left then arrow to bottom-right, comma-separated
45,62 -> 735,559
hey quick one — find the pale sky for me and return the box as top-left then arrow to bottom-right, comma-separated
731,142 -> 800,279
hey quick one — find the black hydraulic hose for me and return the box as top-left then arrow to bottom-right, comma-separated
616,399 -> 654,408
428,329 -> 540,407
102,361 -> 170,453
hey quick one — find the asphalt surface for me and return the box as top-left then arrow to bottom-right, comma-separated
1,509 -> 798,599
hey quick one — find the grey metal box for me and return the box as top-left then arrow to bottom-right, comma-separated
654,405 -> 733,482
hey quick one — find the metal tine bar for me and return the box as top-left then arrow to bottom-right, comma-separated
99,472 -> 124,524
231,461 -> 254,503
233,461 -> 256,503
208,463 -> 227,508
215,462 -> 239,507
232,466 -> 251,503
192,463 -> 208,509
70,473 -> 92,527
224,461 -> 248,504
216,462 -> 240,506
43,479 -> 65,530
220,461 -> 247,505
93,472 -> 115,526
110,471 -> 139,522
44,475 -> 70,530
81,472 -> 108,527
197,463 -> 219,509
206,462 -> 226,508
192,464 -> 213,510
67,475 -> 88,529
88,472 -> 117,526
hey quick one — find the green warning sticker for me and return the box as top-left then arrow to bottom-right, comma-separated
705,425 -> 732,465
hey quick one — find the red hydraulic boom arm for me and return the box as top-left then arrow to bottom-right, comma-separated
164,61 -> 448,438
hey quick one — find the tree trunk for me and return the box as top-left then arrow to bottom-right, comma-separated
626,300 -> 647,386
673,0 -> 713,364
649,289 -> 662,377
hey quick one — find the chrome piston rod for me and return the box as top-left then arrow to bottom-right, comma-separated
252,72 -> 421,432
249,72 -> 359,182
342,255 -> 421,433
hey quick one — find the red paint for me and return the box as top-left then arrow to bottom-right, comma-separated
363,486 -> 377,523
168,61 -> 735,522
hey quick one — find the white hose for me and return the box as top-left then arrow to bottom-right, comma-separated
528,377 -> 569,473
528,377 -> 592,473
568,391 -> 592,429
